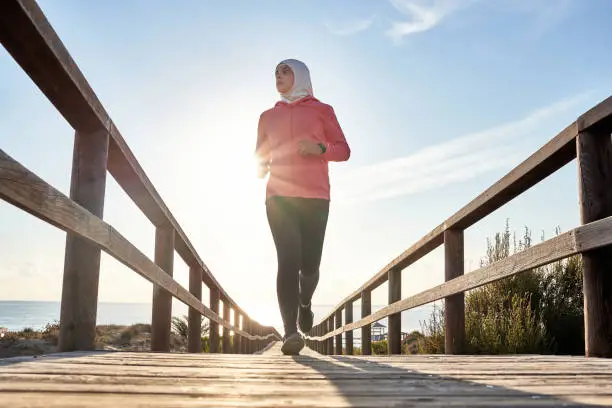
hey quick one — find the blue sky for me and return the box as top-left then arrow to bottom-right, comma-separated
1,0 -> 611,331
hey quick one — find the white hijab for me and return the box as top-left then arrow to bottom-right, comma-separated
278,59 -> 313,103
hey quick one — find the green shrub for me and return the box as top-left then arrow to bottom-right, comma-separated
418,220 -> 584,355
372,340 -> 387,355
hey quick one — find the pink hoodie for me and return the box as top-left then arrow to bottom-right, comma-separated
255,60 -> 350,201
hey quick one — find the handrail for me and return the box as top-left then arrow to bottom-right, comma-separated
0,149 -> 278,343
306,96 -> 612,357
308,216 -> 612,341
0,0 -> 281,352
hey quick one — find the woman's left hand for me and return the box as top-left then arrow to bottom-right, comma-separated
298,140 -> 323,156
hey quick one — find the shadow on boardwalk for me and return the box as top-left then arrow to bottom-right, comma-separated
293,353 -> 605,407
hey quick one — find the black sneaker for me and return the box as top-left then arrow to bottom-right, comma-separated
298,302 -> 314,333
281,332 -> 304,355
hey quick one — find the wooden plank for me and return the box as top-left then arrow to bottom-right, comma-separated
0,0 -> 109,132
0,352 -> 611,407
0,149 -> 277,343
188,266 -> 203,353
577,96 -> 612,131
444,229 -> 465,354
577,128 -> 612,357
0,0 -> 252,323
345,301 -> 353,355
388,268 -> 402,355
151,225 -> 175,352
317,120 -> 579,326
58,129 -> 109,352
311,216 -> 612,341
444,121 -> 578,230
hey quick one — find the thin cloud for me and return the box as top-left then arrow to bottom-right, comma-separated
334,92 -> 593,205
324,16 -> 375,36
385,0 -> 476,43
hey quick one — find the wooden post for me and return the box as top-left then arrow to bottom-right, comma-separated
444,228 -> 465,354
345,301 -> 354,355
59,129 -> 109,352
209,287 -> 220,353
335,309 -> 343,355
255,324 -> 262,351
233,310 -> 241,354
388,268 -> 402,355
151,224 -> 175,352
361,290 -> 372,355
241,315 -> 250,354
223,300 -> 231,353
188,265 -> 202,353
577,129 -> 612,357
320,325 -> 324,354
325,315 -> 334,356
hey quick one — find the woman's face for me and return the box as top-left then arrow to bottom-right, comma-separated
275,64 -> 294,94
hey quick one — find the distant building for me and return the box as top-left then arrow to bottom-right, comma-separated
372,322 -> 386,341
0,327 -> 7,338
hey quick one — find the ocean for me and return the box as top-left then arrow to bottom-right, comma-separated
0,300 -> 439,345
0,301 -> 152,332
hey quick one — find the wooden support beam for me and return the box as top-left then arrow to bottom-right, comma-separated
209,287 -> 220,353
335,309 -> 343,355
151,225 -> 175,352
327,317 -> 334,355
58,129 -> 109,352
388,268 -> 402,355
223,300 -> 231,353
444,229 -> 465,354
244,317 -> 253,354
233,310 -> 241,354
577,128 -> 612,357
187,265 -> 202,353
345,301 -> 354,355
361,291 -> 372,355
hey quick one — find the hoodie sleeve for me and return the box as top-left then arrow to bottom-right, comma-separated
255,113 -> 270,165
321,105 -> 351,162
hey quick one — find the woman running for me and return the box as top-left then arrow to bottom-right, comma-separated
255,58 -> 351,355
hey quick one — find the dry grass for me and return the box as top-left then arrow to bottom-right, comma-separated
0,321 -> 191,358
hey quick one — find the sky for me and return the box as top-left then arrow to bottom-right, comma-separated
1,0 -> 611,333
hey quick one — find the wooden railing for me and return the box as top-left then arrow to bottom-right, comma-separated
306,96 -> 612,358
0,0 -> 280,353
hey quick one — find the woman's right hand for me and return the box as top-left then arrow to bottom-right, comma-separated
257,162 -> 269,178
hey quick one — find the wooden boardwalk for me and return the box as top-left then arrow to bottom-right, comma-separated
1,344 -> 611,407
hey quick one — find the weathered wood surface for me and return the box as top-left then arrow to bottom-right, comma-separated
1,347 -> 611,407
188,266 -> 203,353
151,225 -> 175,352
0,149 -> 278,343
309,216 -> 612,341
59,129 -> 109,352
388,268 -> 402,354
444,228 -> 465,354
577,129 -> 612,357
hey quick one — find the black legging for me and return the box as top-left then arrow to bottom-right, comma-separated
266,195 -> 329,336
